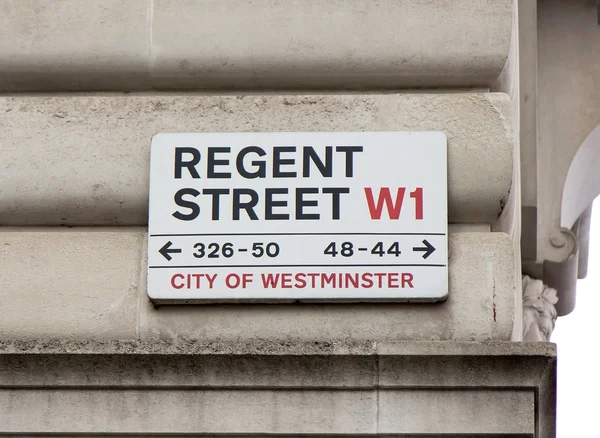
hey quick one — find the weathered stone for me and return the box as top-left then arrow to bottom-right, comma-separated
0,93 -> 513,225
142,232 -> 516,342
0,0 -> 512,91
0,0 -> 149,90
0,389 -> 378,434
0,229 -> 517,341
0,229 -> 143,340
378,390 -> 535,434
0,340 -> 556,436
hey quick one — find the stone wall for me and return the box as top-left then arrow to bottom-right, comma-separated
0,0 -> 512,91
0,1 -> 556,436
0,340 -> 556,437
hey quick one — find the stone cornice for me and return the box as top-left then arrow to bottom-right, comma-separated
0,341 -> 556,436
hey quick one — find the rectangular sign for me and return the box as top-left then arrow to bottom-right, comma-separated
147,132 -> 448,302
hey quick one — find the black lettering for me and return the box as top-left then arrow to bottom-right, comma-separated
237,146 -> 267,179
172,188 -> 201,221
296,188 -> 320,220
335,146 -> 363,177
207,147 -> 231,178
202,188 -> 230,220
273,146 -> 297,178
303,146 -> 333,177
174,147 -> 201,179
322,187 -> 350,220
265,188 -> 289,220
233,189 -> 259,220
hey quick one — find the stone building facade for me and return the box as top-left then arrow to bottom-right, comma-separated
4,0 -> 597,436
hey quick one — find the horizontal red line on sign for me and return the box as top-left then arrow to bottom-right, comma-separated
149,232 -> 446,237
148,264 -> 447,269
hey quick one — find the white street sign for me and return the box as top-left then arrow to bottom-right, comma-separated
147,132 -> 448,302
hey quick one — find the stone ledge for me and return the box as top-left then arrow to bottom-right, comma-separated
0,339 -> 556,357
0,341 -> 555,437
0,231 -> 517,342
0,0 -> 512,91
0,93 -> 514,226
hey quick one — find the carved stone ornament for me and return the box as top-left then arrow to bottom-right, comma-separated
522,275 -> 559,342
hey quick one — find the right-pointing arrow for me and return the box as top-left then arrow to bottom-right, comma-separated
413,239 -> 436,259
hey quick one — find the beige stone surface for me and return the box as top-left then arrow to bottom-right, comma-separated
0,229 -> 143,340
0,0 -> 512,91
143,232 -> 516,342
378,390 -> 534,434
490,0 -> 523,340
0,340 -> 554,437
0,354 -> 377,388
0,389 -> 377,434
0,93 -> 513,225
151,0 -> 512,89
0,0 -> 150,90
0,229 -> 517,342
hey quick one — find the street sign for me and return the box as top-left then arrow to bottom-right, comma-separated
147,132 -> 448,302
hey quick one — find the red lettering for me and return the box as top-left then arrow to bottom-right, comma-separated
321,273 -> 336,287
171,274 -> 185,289
205,274 -> 217,288
364,187 -> 406,219
226,273 -> 241,288
281,273 -> 292,288
191,273 -> 201,288
307,273 -> 319,288
373,272 -> 386,288
295,273 -> 307,288
402,273 -> 414,288
388,273 -> 399,288
345,273 -> 359,288
261,273 -> 280,288
242,273 -> 253,288
410,188 -> 424,220
361,273 -> 373,288
257,272 -> 414,289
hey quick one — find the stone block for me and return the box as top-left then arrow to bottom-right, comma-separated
144,232 -> 516,342
0,340 -> 556,437
0,230 -> 515,341
0,389 -> 377,434
378,389 -> 535,434
0,93 -> 513,225
151,0 -> 512,89
0,1 -> 512,90
0,0 -> 149,90
0,354 -> 378,388
379,355 -> 553,388
0,229 -> 143,340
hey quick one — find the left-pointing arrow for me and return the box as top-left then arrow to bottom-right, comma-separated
159,241 -> 182,261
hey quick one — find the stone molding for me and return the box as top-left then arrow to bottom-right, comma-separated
0,93 -> 513,226
0,340 -> 556,437
0,0 -> 512,91
0,231 -> 516,342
